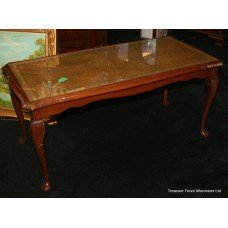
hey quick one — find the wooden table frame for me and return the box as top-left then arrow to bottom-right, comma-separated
2,56 -> 223,192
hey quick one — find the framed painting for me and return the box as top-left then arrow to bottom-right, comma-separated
0,29 -> 56,118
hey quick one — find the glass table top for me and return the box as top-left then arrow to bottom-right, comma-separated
8,36 -> 217,102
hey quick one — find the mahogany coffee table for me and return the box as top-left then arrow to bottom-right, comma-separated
2,36 -> 223,191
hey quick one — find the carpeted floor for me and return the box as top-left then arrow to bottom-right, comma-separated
0,33 -> 228,197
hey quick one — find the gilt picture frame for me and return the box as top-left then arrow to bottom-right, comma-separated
0,29 -> 56,118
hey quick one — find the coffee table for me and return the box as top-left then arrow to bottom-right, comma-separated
2,36 -> 223,191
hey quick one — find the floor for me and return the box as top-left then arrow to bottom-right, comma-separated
0,33 -> 228,197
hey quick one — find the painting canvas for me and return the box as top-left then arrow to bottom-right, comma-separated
0,29 -> 56,118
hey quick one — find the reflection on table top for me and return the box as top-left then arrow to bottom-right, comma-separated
9,36 -> 217,102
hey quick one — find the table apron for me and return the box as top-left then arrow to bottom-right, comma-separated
32,68 -> 218,120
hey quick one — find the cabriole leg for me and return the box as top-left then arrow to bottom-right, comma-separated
11,91 -> 27,144
200,74 -> 218,137
163,89 -> 169,106
30,119 -> 51,191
